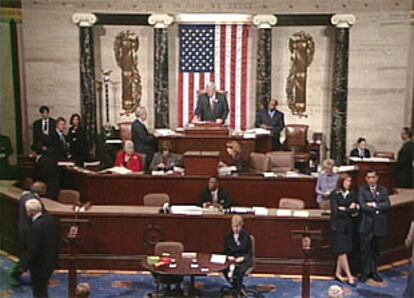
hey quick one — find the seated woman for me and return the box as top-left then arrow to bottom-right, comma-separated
224,215 -> 253,296
149,141 -> 182,171
330,173 -> 358,286
315,158 -> 339,209
114,140 -> 144,172
219,141 -> 250,173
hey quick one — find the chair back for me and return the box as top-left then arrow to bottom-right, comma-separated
279,198 -> 305,210
143,193 -> 170,207
374,151 -> 395,160
58,189 -> 81,205
249,152 -> 270,172
118,122 -> 132,142
246,234 -> 255,275
154,241 -> 184,256
285,124 -> 309,151
266,151 -> 294,172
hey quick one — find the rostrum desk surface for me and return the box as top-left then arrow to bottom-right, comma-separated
1,181 -> 412,275
67,168 -> 318,208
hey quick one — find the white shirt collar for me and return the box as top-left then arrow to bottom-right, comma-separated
32,212 -> 42,222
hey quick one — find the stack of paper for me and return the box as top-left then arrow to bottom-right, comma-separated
244,128 -> 271,135
252,207 -> 269,216
210,254 -> 227,264
170,205 -> 203,215
276,209 -> 292,217
155,129 -> 177,137
101,166 -> 132,174
293,210 -> 310,218
218,166 -> 237,176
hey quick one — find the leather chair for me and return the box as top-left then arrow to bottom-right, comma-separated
266,151 -> 295,173
143,193 -> 170,207
249,152 -> 270,173
118,122 -> 132,142
278,198 -> 305,210
150,241 -> 184,296
374,151 -> 395,160
58,189 -> 81,205
285,124 -> 310,169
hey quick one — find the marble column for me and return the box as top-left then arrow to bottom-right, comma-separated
253,15 -> 277,112
149,14 -> 173,128
72,13 -> 98,148
330,14 -> 355,165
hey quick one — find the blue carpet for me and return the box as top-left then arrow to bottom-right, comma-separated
0,254 -> 410,297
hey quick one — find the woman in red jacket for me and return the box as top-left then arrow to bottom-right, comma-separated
115,140 -> 144,172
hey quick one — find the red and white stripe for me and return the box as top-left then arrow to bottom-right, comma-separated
178,24 -> 250,130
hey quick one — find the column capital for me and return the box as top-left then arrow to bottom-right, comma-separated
252,14 -> 277,29
331,14 -> 356,28
72,13 -> 97,27
148,14 -> 174,28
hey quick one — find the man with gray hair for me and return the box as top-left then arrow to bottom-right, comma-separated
26,199 -> 59,298
193,82 -> 229,124
10,181 -> 47,285
131,106 -> 157,170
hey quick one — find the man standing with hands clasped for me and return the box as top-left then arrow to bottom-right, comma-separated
358,169 -> 391,283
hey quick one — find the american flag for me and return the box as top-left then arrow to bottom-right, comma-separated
178,24 -> 251,130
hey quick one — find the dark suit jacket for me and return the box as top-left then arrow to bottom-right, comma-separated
131,120 -> 156,155
358,185 -> 391,237
229,154 -> 250,173
224,229 -> 253,267
255,109 -> 285,136
330,191 -> 357,233
149,152 -> 183,171
395,141 -> 413,188
198,187 -> 232,208
350,148 -> 371,158
28,213 -> 60,276
32,118 -> 56,148
35,149 -> 60,200
194,93 -> 229,122
67,126 -> 89,164
50,129 -> 68,160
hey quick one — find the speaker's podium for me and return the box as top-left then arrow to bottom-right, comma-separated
183,151 -> 220,176
184,122 -> 229,136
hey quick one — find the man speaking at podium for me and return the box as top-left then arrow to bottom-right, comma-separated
193,82 -> 229,124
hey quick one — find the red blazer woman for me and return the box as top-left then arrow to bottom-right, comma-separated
115,151 -> 144,172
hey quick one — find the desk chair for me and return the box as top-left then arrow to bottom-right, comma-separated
284,125 -> 310,172
149,241 -> 184,297
143,193 -> 170,207
249,153 -> 270,173
58,189 -> 80,205
279,198 -> 305,210
118,122 -> 132,142
266,151 -> 295,173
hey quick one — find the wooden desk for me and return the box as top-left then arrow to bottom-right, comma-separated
1,182 -> 412,276
158,134 -> 272,163
349,158 -> 396,192
67,168 -> 318,208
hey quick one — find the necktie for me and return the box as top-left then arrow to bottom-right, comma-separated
370,187 -> 376,197
43,120 -> 48,134
210,97 -> 214,112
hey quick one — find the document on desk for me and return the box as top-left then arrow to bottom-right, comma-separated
293,210 -> 310,218
252,207 -> 269,216
170,205 -> 203,215
57,161 -> 75,167
155,129 -> 177,137
244,128 -> 271,135
276,209 -> 292,217
210,254 -> 227,264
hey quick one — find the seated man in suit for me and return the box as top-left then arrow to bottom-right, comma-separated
131,106 -> 157,171
149,140 -> 182,171
350,137 -> 371,158
192,82 -> 229,124
114,140 -> 144,173
32,105 -> 56,151
255,99 -> 285,150
50,117 -> 69,160
198,176 -> 232,209
358,169 -> 391,283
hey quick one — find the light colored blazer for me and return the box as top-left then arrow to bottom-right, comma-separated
406,221 -> 414,262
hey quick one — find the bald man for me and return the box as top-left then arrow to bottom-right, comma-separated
10,182 -> 47,285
